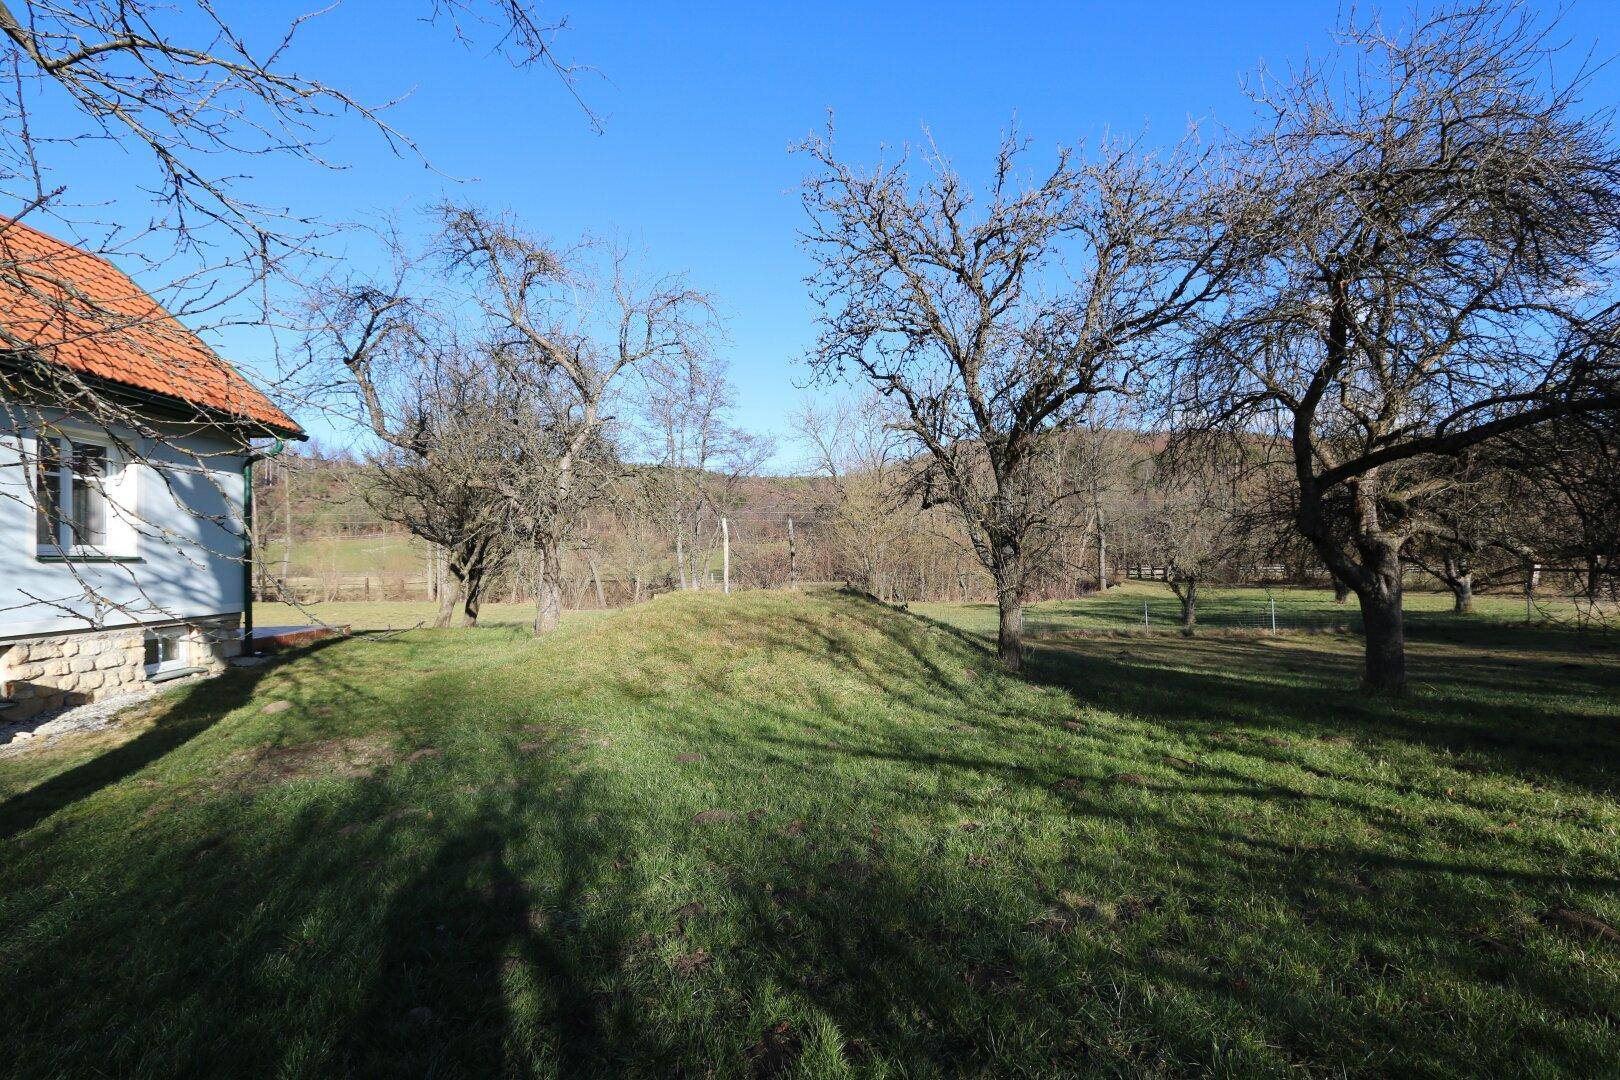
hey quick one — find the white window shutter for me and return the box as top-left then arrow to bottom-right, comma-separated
106,443 -> 140,557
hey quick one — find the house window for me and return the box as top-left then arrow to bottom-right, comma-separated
70,443 -> 108,547
34,435 -> 122,554
143,628 -> 186,674
35,438 -> 62,546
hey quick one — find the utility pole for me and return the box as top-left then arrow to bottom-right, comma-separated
248,459 -> 262,600
1096,519 -> 1108,591
787,516 -> 798,589
280,454 -> 294,583
721,517 -> 731,595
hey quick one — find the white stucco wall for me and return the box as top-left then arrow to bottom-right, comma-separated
0,397 -> 249,641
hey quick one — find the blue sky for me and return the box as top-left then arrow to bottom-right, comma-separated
25,1 -> 1620,466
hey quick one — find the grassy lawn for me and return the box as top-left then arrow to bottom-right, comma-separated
261,533 -> 426,576
913,580 -> 1578,637
2,588 -> 1617,1076
252,599 -> 607,632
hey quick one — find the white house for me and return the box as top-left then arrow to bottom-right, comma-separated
0,220 -> 303,718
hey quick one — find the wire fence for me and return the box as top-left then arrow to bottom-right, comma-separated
1052,594 -> 1352,635
1061,590 -> 1620,636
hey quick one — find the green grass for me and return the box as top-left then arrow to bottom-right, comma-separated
914,580 -> 1583,637
252,599 -> 597,632
2,588 -> 1617,1076
261,533 -> 425,576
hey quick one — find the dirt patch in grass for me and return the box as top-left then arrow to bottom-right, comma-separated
671,947 -> 711,976
227,737 -> 395,788
1541,907 -> 1620,944
962,962 -> 1019,990
744,1020 -> 801,1078
1030,894 -> 1116,936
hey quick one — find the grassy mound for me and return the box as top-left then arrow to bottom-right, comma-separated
1,589 -> 1616,1077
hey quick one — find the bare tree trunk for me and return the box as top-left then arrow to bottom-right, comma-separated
435,567 -> 461,628
1332,577 -> 1350,604
1438,552 -> 1474,614
533,540 -> 564,635
1451,573 -> 1474,614
675,519 -> 689,590
787,517 -> 798,589
1096,521 -> 1108,591
1177,579 -> 1197,631
1075,531 -> 1093,597
996,578 -> 1024,672
584,543 -> 606,608
1355,546 -> 1407,695
994,543 -> 1024,671
463,563 -> 485,627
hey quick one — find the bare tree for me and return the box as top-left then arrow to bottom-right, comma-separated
793,394 -> 920,600
798,125 -> 1243,669
303,273 -> 516,626
640,352 -> 771,590
1183,4 -> 1620,693
303,208 -> 716,633
1,0 -> 586,254
1495,411 -> 1620,605
1071,399 -> 1144,593
1404,452 -> 1529,614
1141,440 -> 1254,630
434,206 -> 717,633
0,0 -> 588,624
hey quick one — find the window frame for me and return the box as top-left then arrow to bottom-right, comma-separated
68,441 -> 109,549
32,430 -> 137,560
143,627 -> 187,676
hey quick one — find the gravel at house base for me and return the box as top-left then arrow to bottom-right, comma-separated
1,683 -> 178,753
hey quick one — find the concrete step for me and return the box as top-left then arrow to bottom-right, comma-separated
250,624 -> 349,653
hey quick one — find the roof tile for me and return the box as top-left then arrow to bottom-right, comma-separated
0,218 -> 302,436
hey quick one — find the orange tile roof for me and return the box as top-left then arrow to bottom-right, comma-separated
0,218 -> 302,437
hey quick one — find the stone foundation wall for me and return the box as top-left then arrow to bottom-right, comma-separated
0,613 -> 241,719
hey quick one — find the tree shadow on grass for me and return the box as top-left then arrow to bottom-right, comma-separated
336,776 -> 657,1076
713,729 -> 1617,1074
0,636 -> 362,843
891,594 -> 1620,801
4,593 -> 1616,1076
1016,637 -> 1620,797
0,677 -> 670,1076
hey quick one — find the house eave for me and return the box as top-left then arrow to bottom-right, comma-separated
0,352 -> 306,442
